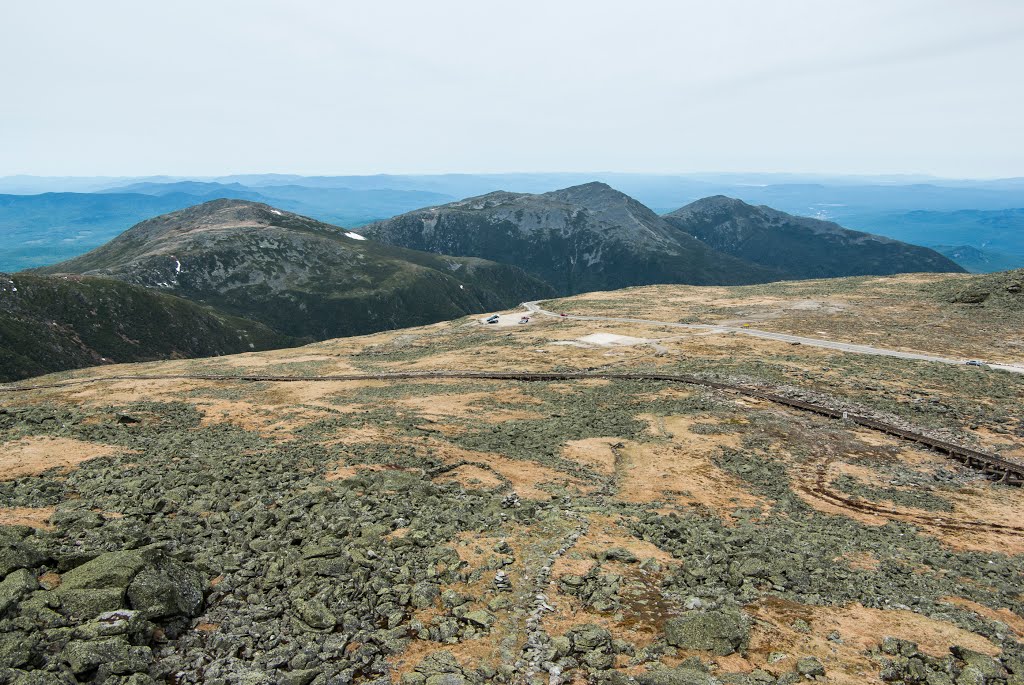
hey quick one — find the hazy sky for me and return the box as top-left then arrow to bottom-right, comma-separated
3,1 -> 1023,177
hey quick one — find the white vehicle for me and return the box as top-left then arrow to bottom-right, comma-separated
519,316 -> 530,324
965,360 -> 985,367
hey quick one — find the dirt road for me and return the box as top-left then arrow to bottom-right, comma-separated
523,301 -> 1024,375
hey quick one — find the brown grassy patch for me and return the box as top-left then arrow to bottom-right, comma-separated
562,438 -> 618,476
47,377 -> 210,405
436,464 -> 504,491
616,417 -> 767,516
194,398 -> 330,438
0,437 -> 119,480
325,463 -> 421,482
792,455 -> 1024,555
540,589 -> 665,657
743,597 -> 1001,685
0,506 -> 55,529
425,441 -> 587,500
397,387 -> 546,425
388,638 -> 506,680
836,551 -> 881,571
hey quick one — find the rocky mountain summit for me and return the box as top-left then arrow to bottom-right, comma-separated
37,200 -> 553,340
662,196 -> 964,279
364,183 -> 780,295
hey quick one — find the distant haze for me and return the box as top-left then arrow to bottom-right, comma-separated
3,1 -> 1023,178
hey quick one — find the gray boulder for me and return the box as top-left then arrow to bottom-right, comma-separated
664,609 -> 749,656
0,568 -> 38,616
568,623 -> 612,653
0,631 -> 37,669
636,667 -> 719,685
426,676 -> 466,685
951,647 -> 1007,681
416,650 -> 463,674
411,581 -> 440,609
294,597 -> 337,631
53,547 -> 204,621
125,557 -> 204,619
62,637 -> 152,676
796,656 -> 825,677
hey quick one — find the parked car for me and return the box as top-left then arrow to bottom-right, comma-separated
486,315 -> 500,324
966,360 -> 984,367
519,316 -> 530,324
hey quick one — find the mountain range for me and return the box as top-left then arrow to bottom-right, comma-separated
2,174 -> 1021,274
2,184 -> 966,380
364,183 -> 962,292
363,183 -> 781,294
663,196 -> 962,279
36,200 -> 551,340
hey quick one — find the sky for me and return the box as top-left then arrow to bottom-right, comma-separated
3,0 -> 1023,178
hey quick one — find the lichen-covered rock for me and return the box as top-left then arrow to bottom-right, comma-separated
950,647 -> 1007,681
0,631 -> 38,669
950,289 -> 990,304
400,673 -> 427,685
796,656 -> 825,677
125,556 -> 204,619
600,547 -> 639,563
58,550 -> 151,593
635,666 -> 719,685
462,609 -> 496,629
0,568 -> 38,616
416,650 -> 463,675
567,623 -> 612,654
426,675 -> 467,685
61,637 -> 151,676
926,672 -> 955,685
411,581 -> 440,609
293,598 -> 337,631
55,587 -> 126,619
664,609 -> 749,656
559,566 -> 622,611
50,547 -> 204,622
0,530 -> 48,578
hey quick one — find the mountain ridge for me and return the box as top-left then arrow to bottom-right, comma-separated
37,199 -> 554,340
363,183 -> 782,294
662,195 -> 965,278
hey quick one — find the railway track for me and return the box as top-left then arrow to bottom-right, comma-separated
3,369 -> 1021,486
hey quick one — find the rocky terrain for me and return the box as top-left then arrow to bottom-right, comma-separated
0,270 -> 1022,684
0,272 -> 289,382
661,196 -> 963,279
36,200 -> 553,341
